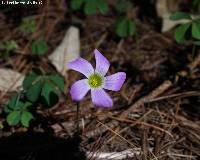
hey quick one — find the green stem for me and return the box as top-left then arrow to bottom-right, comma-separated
192,44 -> 196,59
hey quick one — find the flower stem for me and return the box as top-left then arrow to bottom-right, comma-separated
76,102 -> 80,133
192,44 -> 196,59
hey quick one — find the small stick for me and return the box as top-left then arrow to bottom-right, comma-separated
188,52 -> 200,70
85,121 -> 119,138
121,80 -> 172,117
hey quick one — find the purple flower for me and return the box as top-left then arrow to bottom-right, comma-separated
68,49 -> 126,108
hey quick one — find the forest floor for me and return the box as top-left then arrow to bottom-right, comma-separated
0,1 -> 199,160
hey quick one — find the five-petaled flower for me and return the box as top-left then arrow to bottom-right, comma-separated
68,49 -> 126,108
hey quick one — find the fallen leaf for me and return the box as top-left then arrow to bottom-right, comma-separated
162,13 -> 190,32
48,26 -> 80,76
161,14 -> 200,32
156,0 -> 179,18
156,0 -> 192,32
0,69 -> 24,91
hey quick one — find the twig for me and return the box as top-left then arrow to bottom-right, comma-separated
97,120 -> 137,148
85,121 -> 119,138
121,80 -> 172,117
110,116 -> 173,137
86,149 -> 197,160
86,149 -> 137,160
148,91 -> 200,103
188,52 -> 200,70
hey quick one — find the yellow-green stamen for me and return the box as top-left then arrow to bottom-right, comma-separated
88,74 -> 103,88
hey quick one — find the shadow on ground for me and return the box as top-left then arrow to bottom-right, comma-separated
0,132 -> 86,160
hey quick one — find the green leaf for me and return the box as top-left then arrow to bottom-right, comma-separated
192,0 -> 200,12
26,79 -> 43,102
71,0 -> 109,15
13,101 -> 25,110
41,81 -> 56,106
193,0 -> 199,6
23,72 -> 43,102
174,23 -> 191,43
70,0 -> 85,10
127,19 -> 136,36
23,72 -> 38,90
192,21 -> 200,40
84,0 -> 97,15
48,74 -> 65,92
0,123 -> 3,129
193,40 -> 200,46
7,95 -> 19,109
0,42 -> 5,49
116,17 -> 136,37
0,40 -> 18,60
4,94 -> 21,113
98,0 -> 109,14
21,111 -> 33,127
116,18 -> 128,37
7,111 -> 21,126
169,12 -> 192,21
22,102 -> 33,110
31,39 -> 48,55
5,40 -> 18,51
4,106 -> 12,113
20,17 -> 36,34
116,0 -> 132,13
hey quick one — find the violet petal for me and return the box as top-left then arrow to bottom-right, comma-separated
94,49 -> 110,76
70,79 -> 90,101
91,88 -> 113,107
68,58 -> 94,78
103,72 -> 126,91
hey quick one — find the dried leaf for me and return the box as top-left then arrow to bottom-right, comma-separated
156,0 -> 179,17
0,69 -> 24,91
162,13 -> 190,32
48,26 -> 80,76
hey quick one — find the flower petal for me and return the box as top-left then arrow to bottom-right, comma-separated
103,72 -> 126,91
68,58 -> 94,78
94,49 -> 110,76
70,79 -> 90,101
91,89 -> 113,108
